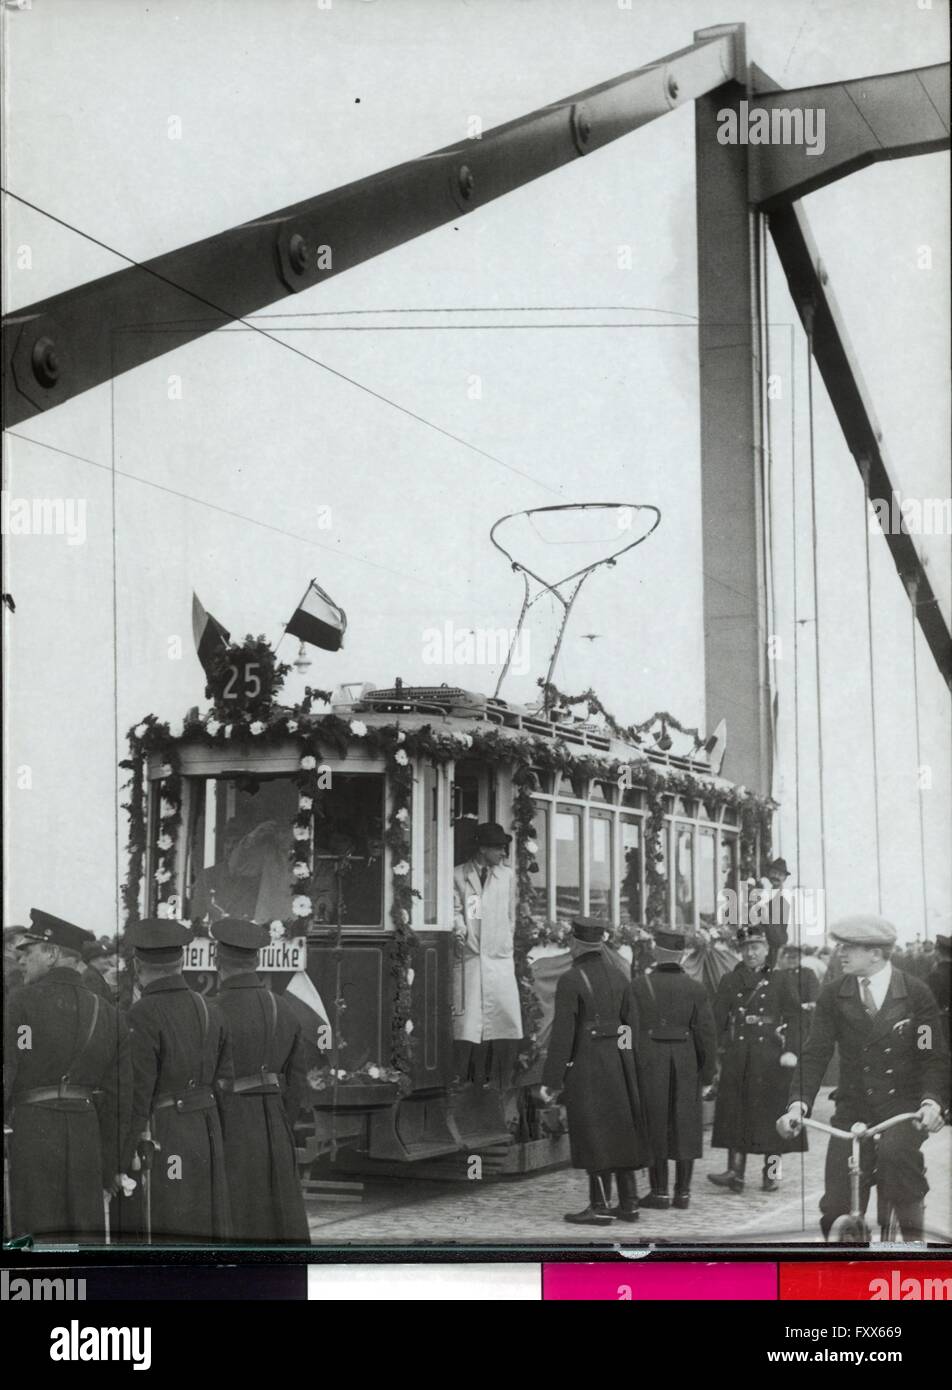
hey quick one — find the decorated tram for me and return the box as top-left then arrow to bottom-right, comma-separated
122,639 -> 773,1179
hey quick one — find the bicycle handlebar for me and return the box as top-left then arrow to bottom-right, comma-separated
789,1112 -> 921,1142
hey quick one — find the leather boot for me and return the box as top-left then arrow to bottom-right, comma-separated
611,1169 -> 640,1222
673,1161 -> 694,1208
640,1163 -> 671,1210
762,1156 -> 781,1192
895,1201 -> 925,1243
708,1150 -> 746,1192
564,1172 -> 614,1226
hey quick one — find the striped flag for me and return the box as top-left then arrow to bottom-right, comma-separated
286,580 -> 346,652
192,593 -> 230,676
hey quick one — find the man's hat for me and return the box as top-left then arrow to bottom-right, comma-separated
20,909 -> 94,955
571,915 -> 608,944
475,822 -> 512,849
125,917 -> 192,962
767,857 -> 790,877
654,929 -> 687,952
735,924 -> 768,946
212,918 -> 269,956
829,915 -> 897,948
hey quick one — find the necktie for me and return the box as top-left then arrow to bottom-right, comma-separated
479,866 -> 489,888
859,976 -> 878,1016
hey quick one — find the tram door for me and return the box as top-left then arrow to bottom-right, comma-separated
452,759 -> 497,865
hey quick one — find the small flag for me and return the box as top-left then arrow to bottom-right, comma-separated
192,593 -> 231,677
286,580 -> 346,652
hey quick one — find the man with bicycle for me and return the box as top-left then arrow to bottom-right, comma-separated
778,916 -> 948,1242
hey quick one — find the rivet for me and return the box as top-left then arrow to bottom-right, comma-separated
32,337 -> 61,388
288,233 -> 311,274
578,113 -> 591,143
667,75 -> 680,100
458,164 -> 475,201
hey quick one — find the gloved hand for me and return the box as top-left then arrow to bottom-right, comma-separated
776,1101 -> 807,1138
913,1100 -> 944,1134
134,1138 -> 157,1172
779,1051 -> 798,1068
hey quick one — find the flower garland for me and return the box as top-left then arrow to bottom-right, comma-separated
382,730 -> 418,1077
539,680 -> 708,751
511,772 -> 547,1073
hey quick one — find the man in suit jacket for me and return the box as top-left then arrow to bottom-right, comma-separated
778,915 -> 948,1241
541,917 -> 649,1225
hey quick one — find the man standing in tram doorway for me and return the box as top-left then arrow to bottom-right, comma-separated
749,857 -> 791,967
540,917 -> 649,1224
452,822 -> 523,1087
211,918 -> 310,1244
4,910 -> 131,1243
122,919 -> 232,1243
708,923 -> 806,1194
631,929 -> 717,1211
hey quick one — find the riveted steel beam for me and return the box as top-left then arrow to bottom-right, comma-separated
1,29 -> 743,428
748,63 -> 950,209
769,199 -> 952,689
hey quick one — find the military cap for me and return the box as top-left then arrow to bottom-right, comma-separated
20,909 -> 94,954
212,918 -> 269,953
571,915 -> 609,943
475,821 -> 512,848
829,915 -> 897,948
654,929 -> 687,952
735,923 -> 768,945
125,917 -> 192,962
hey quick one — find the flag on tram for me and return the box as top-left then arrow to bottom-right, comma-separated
286,580 -> 346,652
192,593 -> 231,676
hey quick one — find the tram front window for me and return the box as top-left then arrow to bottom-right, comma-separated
555,807 -> 582,923
675,826 -> 695,927
698,827 -> 717,927
621,818 -> 642,927
589,811 -> 613,918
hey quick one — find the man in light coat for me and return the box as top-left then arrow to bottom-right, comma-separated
452,822 -> 523,1087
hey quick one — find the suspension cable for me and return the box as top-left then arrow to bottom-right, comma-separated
908,578 -> 931,940
804,307 -> 829,927
859,458 -> 883,913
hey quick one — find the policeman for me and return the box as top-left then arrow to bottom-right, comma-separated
631,929 -> 717,1210
211,919 -> 310,1243
708,924 -> 805,1194
122,918 -> 232,1242
540,916 -> 649,1225
4,910 -> 131,1242
777,916 -> 947,1241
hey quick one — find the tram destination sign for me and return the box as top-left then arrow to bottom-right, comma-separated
183,935 -> 307,973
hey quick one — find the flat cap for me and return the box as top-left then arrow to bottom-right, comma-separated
212,918 -> 269,952
20,909 -> 94,954
125,917 -> 192,961
572,915 -> 609,943
830,915 -> 897,948
654,929 -> 687,952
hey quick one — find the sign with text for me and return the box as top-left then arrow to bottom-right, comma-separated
182,935 -> 307,973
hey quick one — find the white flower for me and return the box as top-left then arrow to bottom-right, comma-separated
250,720 -> 266,736
336,1069 -> 348,1080
287,720 -> 298,733
299,796 -> 313,812
168,718 -> 184,739
406,968 -> 415,987
292,861 -> 310,879
292,895 -> 313,918
399,910 -> 410,926
396,730 -> 406,744
525,839 -> 538,855
206,719 -> 222,737
456,732 -> 473,749
394,807 -> 409,822
350,720 -> 368,737
300,754 -> 317,771
367,1065 -> 381,1080
404,1019 -> 414,1035
157,834 -> 173,852
394,749 -> 409,766
224,725 -> 234,739
269,920 -> 286,940
159,800 -> 176,819
154,867 -> 171,884
292,825 -> 310,842
133,722 -> 149,741
392,860 -> 410,877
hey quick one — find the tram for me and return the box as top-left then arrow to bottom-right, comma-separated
126,664 -> 772,1179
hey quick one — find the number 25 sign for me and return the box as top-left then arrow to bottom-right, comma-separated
222,661 -> 261,702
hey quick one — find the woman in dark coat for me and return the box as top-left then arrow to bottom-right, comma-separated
541,917 -> 650,1225
709,925 -> 806,1194
631,929 -> 717,1210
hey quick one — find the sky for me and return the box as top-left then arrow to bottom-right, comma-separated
2,0 -> 949,939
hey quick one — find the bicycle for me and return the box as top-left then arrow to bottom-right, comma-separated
784,1111 -> 925,1243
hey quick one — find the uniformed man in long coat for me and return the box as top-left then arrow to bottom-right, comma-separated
541,917 -> 649,1224
778,916 -> 948,1241
211,919 -> 310,1243
708,924 -> 805,1194
631,929 -> 716,1210
4,910 -> 131,1242
452,822 -> 523,1087
122,919 -> 232,1243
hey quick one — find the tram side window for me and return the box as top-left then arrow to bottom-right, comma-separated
423,763 -> 439,924
312,774 -> 385,927
718,834 -> 739,926
674,825 -> 695,927
589,811 -> 613,918
529,803 -> 549,918
555,807 -> 582,923
698,827 -> 717,927
621,817 -> 642,927
188,775 -> 299,926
